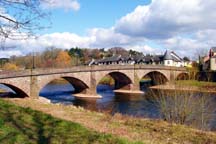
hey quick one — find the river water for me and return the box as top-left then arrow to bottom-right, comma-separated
39,83 -> 160,119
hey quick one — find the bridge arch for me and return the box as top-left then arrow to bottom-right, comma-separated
39,76 -> 89,95
176,72 -> 189,80
97,71 -> 133,90
141,71 -> 169,85
0,83 -> 28,98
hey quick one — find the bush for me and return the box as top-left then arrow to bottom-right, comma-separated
150,89 -> 216,130
3,63 -> 19,71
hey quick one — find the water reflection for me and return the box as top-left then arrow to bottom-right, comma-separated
39,83 -> 160,119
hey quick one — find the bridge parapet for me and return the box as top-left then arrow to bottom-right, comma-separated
0,70 -> 31,79
134,65 -> 186,71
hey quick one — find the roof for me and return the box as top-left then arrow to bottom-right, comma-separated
163,50 -> 172,60
98,55 -> 123,63
163,50 -> 182,62
170,51 -> 182,62
122,55 -> 134,61
132,55 -> 143,62
86,59 -> 97,65
152,55 -> 161,62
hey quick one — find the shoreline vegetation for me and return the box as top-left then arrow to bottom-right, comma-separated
3,98 -> 216,144
151,80 -> 216,93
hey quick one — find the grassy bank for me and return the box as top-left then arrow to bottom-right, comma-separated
0,99 -> 140,144
4,98 -> 216,144
175,80 -> 216,91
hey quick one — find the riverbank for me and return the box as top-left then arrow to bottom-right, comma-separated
4,97 -> 216,144
0,99 -> 136,144
151,80 -> 216,93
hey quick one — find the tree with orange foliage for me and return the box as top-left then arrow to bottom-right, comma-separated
55,51 -> 72,68
3,63 -> 19,71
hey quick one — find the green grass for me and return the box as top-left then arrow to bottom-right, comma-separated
176,80 -> 216,87
0,99 -> 141,144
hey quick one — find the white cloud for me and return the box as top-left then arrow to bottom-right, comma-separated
38,32 -> 92,48
0,32 -> 93,58
87,28 -> 140,48
125,45 -> 156,54
41,0 -> 80,11
2,0 -> 216,59
0,49 -> 22,58
115,0 -> 216,39
158,36 -> 210,59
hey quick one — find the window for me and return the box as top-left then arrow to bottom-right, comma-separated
167,61 -> 170,64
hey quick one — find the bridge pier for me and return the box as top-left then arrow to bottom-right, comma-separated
30,75 -> 40,98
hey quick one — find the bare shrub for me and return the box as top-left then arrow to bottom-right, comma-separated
150,88 -> 216,130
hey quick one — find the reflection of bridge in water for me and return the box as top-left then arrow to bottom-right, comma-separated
0,65 -> 188,98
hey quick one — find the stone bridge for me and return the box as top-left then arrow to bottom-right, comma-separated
0,65 -> 188,98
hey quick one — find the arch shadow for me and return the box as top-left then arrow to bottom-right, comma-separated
39,77 -> 89,95
98,71 -> 132,90
0,83 -> 28,98
176,73 -> 189,80
63,77 -> 89,93
142,71 -> 168,86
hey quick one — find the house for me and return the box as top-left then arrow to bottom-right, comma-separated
183,57 -> 192,68
199,47 -> 216,71
163,50 -> 184,67
87,50 -> 184,67
209,47 -> 216,71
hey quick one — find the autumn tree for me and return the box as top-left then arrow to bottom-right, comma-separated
3,62 -> 18,70
55,50 -> 72,68
41,48 -> 61,68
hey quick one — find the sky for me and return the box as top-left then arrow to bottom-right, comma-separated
1,0 -> 216,59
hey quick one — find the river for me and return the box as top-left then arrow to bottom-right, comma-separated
39,83 -> 160,119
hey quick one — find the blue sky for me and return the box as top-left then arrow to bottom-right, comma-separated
1,0 -> 216,59
46,0 -> 151,35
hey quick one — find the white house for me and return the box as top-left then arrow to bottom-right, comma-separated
163,50 -> 184,67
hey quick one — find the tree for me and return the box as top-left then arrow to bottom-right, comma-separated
129,49 -> 143,56
55,51 -> 72,67
68,47 -> 83,57
3,62 -> 18,70
90,49 -> 101,59
108,47 -> 129,56
0,0 -> 49,43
